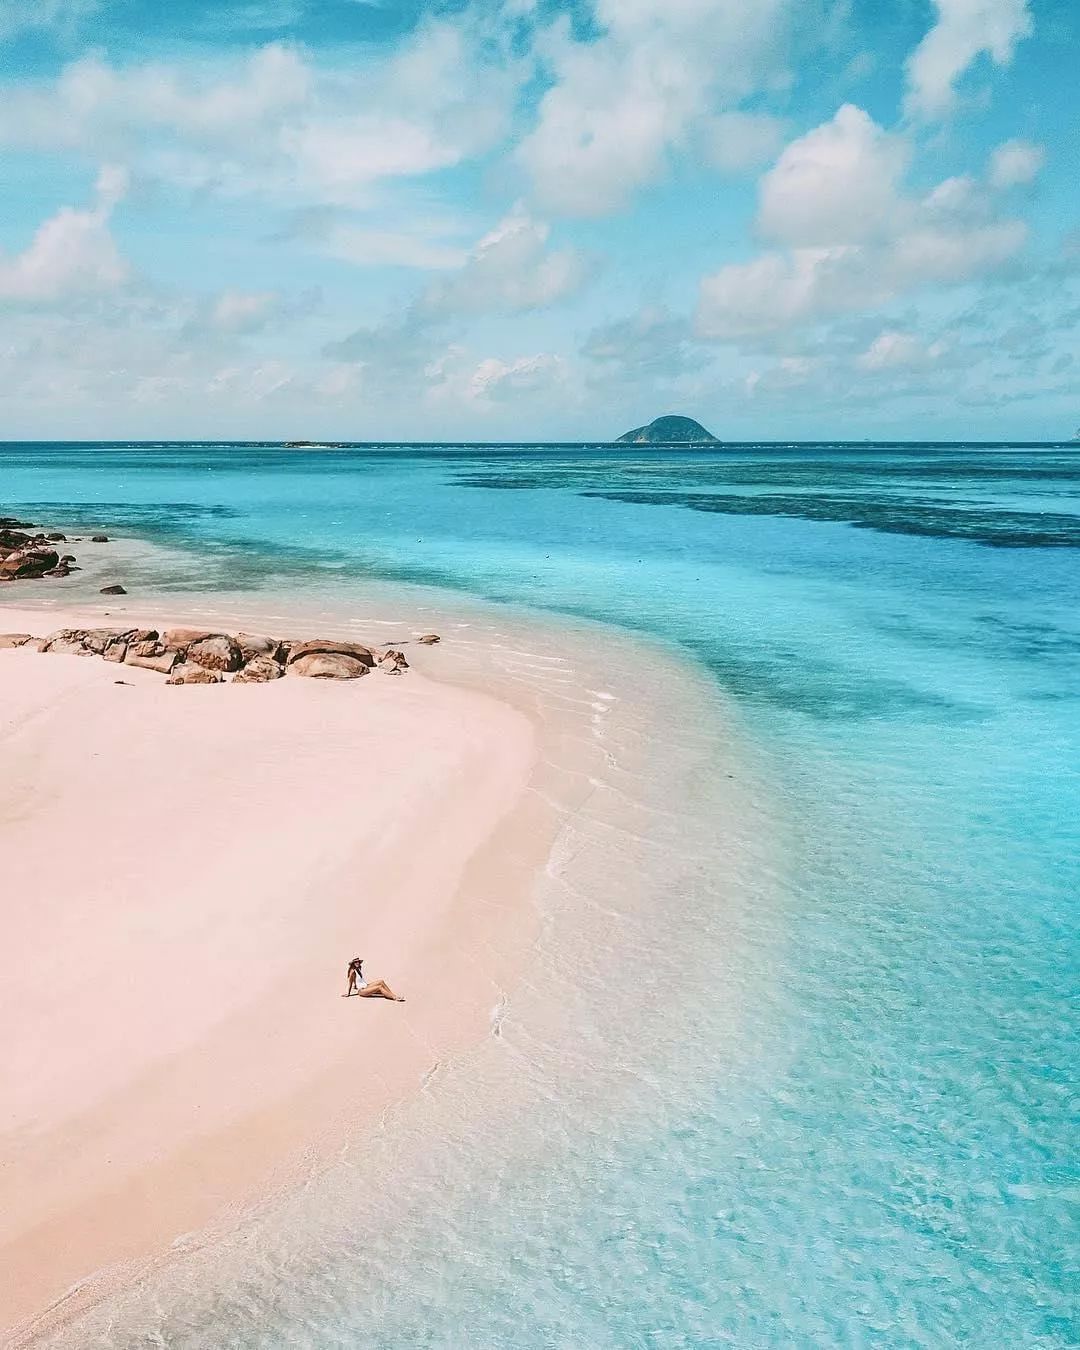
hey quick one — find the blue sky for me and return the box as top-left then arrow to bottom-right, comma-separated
0,0 -> 1076,440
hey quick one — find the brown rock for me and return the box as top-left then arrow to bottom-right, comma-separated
81,628 -> 134,654
125,650 -> 179,674
0,548 -> 60,579
91,535 -> 110,543
232,654 -> 284,683
166,664 -> 223,685
102,638 -> 129,663
0,530 -> 32,549
236,632 -> 282,661
378,648 -> 409,674
42,566 -> 71,578
288,652 -> 370,680
100,584 -> 127,595
0,633 -> 33,648
286,638 -> 375,667
163,628 -> 218,651
43,637 -> 94,657
127,638 -> 165,658
416,633 -> 441,645
46,533 -> 67,542
186,634 -> 243,672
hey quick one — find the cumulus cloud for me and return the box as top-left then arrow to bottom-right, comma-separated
696,105 -> 1028,340
758,104 -> 908,246
0,22 -> 522,207
855,330 -> 947,370
904,0 -> 1033,119
418,207 -> 592,318
467,353 -> 569,403
516,0 -> 792,215
0,166 -> 130,305
988,139 -> 1045,189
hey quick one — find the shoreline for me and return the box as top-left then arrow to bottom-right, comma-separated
0,594 -> 556,1343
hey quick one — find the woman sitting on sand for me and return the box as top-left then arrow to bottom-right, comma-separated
345,957 -> 405,1002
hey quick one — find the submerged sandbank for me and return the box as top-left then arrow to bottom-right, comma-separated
0,601 -> 540,1340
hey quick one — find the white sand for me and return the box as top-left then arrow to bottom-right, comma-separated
0,605 -> 538,1338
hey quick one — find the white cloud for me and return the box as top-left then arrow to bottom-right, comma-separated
696,105 -> 1028,340
0,22 -> 522,207
418,207 -> 592,317
988,139 -> 1045,189
0,166 -> 129,305
855,330 -> 946,370
516,0 -> 792,215
904,0 -> 1033,119
467,353 -> 569,403
701,111 -> 788,174
318,224 -> 469,271
758,104 -> 908,246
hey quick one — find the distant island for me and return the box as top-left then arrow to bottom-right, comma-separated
615,415 -> 719,445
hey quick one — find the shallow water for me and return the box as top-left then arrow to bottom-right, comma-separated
2,443 -> 1078,1347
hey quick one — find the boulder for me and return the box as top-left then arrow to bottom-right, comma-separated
286,638 -> 375,667
166,664 -> 223,685
125,649 -> 179,674
127,637 -> 165,659
378,648 -> 409,674
43,637 -> 94,657
102,637 -> 129,663
288,652 -> 370,680
232,654 -> 284,683
416,633 -> 441,645
0,548 -> 60,579
236,632 -> 282,661
186,634 -> 243,672
42,566 -> 72,578
0,633 -> 33,648
0,530 -> 32,549
46,533 -> 67,542
163,628 -> 218,651
91,535 -> 109,543
100,584 -> 127,595
81,628 -> 134,655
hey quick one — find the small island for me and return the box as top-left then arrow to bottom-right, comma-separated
616,414 -> 719,445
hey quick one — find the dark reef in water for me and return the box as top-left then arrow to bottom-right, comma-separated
616,415 -> 719,445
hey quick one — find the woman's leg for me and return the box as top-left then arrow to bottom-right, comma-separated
357,980 -> 404,1001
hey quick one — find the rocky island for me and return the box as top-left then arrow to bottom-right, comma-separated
616,414 -> 719,444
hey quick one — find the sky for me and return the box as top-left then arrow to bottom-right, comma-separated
0,0 -> 1077,441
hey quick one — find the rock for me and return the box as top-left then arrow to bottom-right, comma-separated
91,535 -> 109,543
81,628 -> 134,654
102,638 -> 129,663
186,634 -> 243,672
42,566 -> 71,578
0,530 -> 32,549
416,633 -> 441,645
127,637 -> 165,658
100,584 -> 127,595
288,652 -> 370,680
232,654 -> 284,683
163,628 -> 218,651
60,554 -> 76,562
378,648 -> 409,673
46,532 -> 67,542
39,629 -> 89,654
286,639 -> 375,667
0,548 -> 60,579
125,649 -> 179,674
0,633 -> 33,648
236,632 -> 282,661
166,664 -> 223,685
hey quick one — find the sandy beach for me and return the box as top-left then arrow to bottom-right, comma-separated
0,601 -> 541,1341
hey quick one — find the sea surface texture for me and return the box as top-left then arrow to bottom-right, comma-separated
2,442 -> 1078,1349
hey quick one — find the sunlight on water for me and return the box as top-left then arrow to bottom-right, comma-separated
3,443 -> 1077,1347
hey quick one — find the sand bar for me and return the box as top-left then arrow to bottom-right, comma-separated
0,603 -> 539,1340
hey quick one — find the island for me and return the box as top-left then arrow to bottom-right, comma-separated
615,414 -> 719,445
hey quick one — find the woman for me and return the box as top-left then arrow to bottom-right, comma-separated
345,957 -> 405,1001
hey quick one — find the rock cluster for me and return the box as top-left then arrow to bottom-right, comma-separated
0,625 -> 423,684
1,512 -> 112,584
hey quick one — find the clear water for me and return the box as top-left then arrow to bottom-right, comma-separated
2,443 -> 1078,1348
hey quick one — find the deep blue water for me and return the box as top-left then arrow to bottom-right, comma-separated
3,443 -> 1078,1348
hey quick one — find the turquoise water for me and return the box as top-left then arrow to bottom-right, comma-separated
3,443 -> 1078,1348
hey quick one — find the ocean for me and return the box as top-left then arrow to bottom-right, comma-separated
2,442 -> 1077,1348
